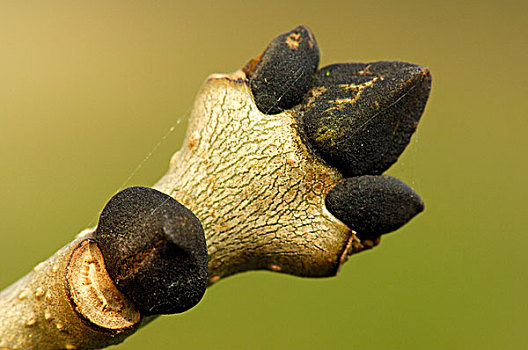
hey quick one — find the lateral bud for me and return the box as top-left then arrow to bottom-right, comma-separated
93,186 -> 208,316
247,25 -> 320,114
325,175 -> 424,242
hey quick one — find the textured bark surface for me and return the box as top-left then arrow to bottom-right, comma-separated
155,72 -> 371,282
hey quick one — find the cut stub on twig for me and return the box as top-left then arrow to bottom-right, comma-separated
66,239 -> 140,330
300,61 -> 431,177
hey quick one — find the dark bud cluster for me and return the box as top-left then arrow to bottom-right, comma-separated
247,25 -> 431,242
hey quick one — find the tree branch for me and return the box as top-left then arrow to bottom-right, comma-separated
0,25 -> 431,349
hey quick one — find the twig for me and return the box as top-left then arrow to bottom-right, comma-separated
0,25 -> 430,349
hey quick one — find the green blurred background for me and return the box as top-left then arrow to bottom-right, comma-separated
1,1 -> 526,349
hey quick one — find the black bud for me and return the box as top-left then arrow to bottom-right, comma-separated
93,186 -> 208,316
301,61 -> 431,176
247,25 -> 319,114
325,176 -> 424,241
